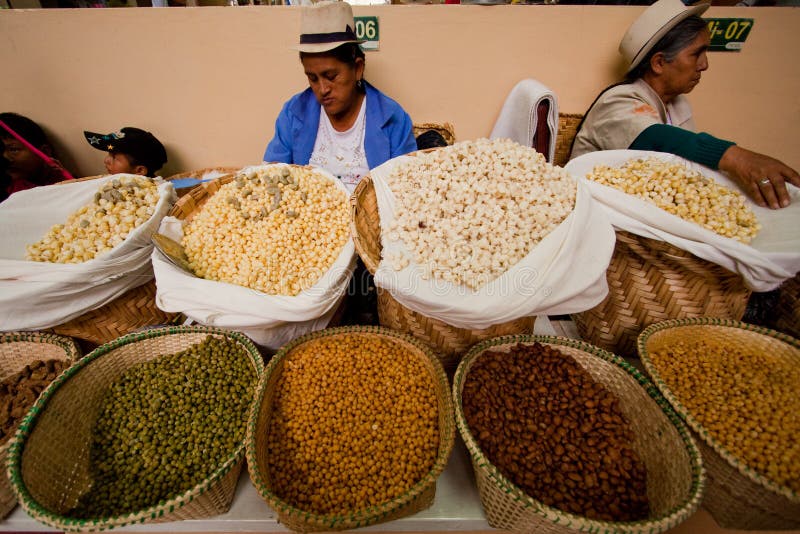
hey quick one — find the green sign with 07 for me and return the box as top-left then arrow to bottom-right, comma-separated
706,18 -> 754,52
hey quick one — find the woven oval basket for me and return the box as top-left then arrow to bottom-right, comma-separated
638,318 -> 800,530
0,332 -> 81,519
166,168 -> 348,331
571,230 -> 750,359
350,175 -> 535,369
6,325 -> 265,531
453,335 -> 704,534
246,325 -> 455,532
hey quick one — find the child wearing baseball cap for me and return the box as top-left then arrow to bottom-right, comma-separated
84,127 -> 167,177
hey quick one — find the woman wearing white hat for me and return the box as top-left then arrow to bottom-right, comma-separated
570,0 -> 799,210
263,0 -> 416,195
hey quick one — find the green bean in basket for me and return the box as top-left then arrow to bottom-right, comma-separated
69,335 -> 256,518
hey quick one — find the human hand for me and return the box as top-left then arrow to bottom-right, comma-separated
718,145 -> 800,209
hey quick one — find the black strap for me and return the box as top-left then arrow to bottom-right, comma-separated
568,81 -> 628,157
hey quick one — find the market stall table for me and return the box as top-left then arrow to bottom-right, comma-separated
1,317 -> 797,534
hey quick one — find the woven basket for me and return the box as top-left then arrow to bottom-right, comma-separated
774,272 -> 800,339
553,113 -> 583,168
6,325 -> 265,531
350,175 -> 535,369
48,279 -> 180,351
638,318 -> 800,530
246,325 -> 455,532
45,174 -> 181,349
453,335 -> 704,534
571,230 -> 750,359
0,332 -> 81,519
412,122 -> 456,146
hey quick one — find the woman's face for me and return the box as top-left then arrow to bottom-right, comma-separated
2,137 -> 48,185
662,30 -> 711,95
301,54 -> 364,120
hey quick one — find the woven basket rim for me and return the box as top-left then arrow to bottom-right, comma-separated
6,325 -> 265,531
637,317 -> 800,503
0,332 -> 81,456
245,324 -> 456,529
164,167 -> 240,181
452,334 -> 705,533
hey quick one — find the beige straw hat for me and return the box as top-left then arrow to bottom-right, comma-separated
620,0 -> 710,72
292,1 -> 365,54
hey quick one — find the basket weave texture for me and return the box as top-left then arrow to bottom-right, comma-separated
571,230 -> 750,359
774,272 -> 800,339
246,325 -> 455,532
553,113 -> 583,168
412,122 -> 456,146
638,318 -> 800,530
168,173 -> 237,222
6,325 -> 265,532
48,279 -> 180,350
0,332 -> 80,519
350,175 -> 535,368
453,335 -> 704,534
165,167 -> 240,195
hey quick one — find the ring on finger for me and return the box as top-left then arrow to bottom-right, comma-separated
759,178 -> 771,186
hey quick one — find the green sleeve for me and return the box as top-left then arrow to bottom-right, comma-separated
629,124 -> 735,170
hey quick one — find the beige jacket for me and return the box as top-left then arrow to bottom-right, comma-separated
570,79 -> 696,160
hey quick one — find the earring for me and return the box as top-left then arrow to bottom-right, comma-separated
356,79 -> 363,90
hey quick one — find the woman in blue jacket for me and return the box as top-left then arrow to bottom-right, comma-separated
263,1 -> 416,195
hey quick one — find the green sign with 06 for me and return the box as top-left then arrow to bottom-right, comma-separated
354,16 -> 379,51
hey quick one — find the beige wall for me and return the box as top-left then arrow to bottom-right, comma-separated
1,5 -> 798,177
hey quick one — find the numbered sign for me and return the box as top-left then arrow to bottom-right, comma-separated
354,16 -> 379,51
706,18 -> 754,52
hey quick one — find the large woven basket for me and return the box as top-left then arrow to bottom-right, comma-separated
6,325 -> 265,531
350,174 -> 535,369
453,335 -> 704,534
553,113 -> 583,168
0,332 -> 80,519
571,230 -> 750,358
45,174 -> 181,349
166,168 -> 347,331
638,318 -> 800,530
246,325 -> 455,532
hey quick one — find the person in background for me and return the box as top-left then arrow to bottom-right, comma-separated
84,127 -> 168,178
263,0 -> 417,195
569,0 -> 799,210
1,112 -> 71,201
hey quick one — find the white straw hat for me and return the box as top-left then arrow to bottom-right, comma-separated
619,0 -> 710,73
292,1 -> 364,54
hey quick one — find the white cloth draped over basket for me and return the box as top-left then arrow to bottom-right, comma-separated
490,79 -> 559,163
0,175 -> 176,331
152,164 -> 356,350
370,155 -> 616,331
565,150 -> 800,292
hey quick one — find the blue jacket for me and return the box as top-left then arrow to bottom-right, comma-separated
263,82 -> 417,169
